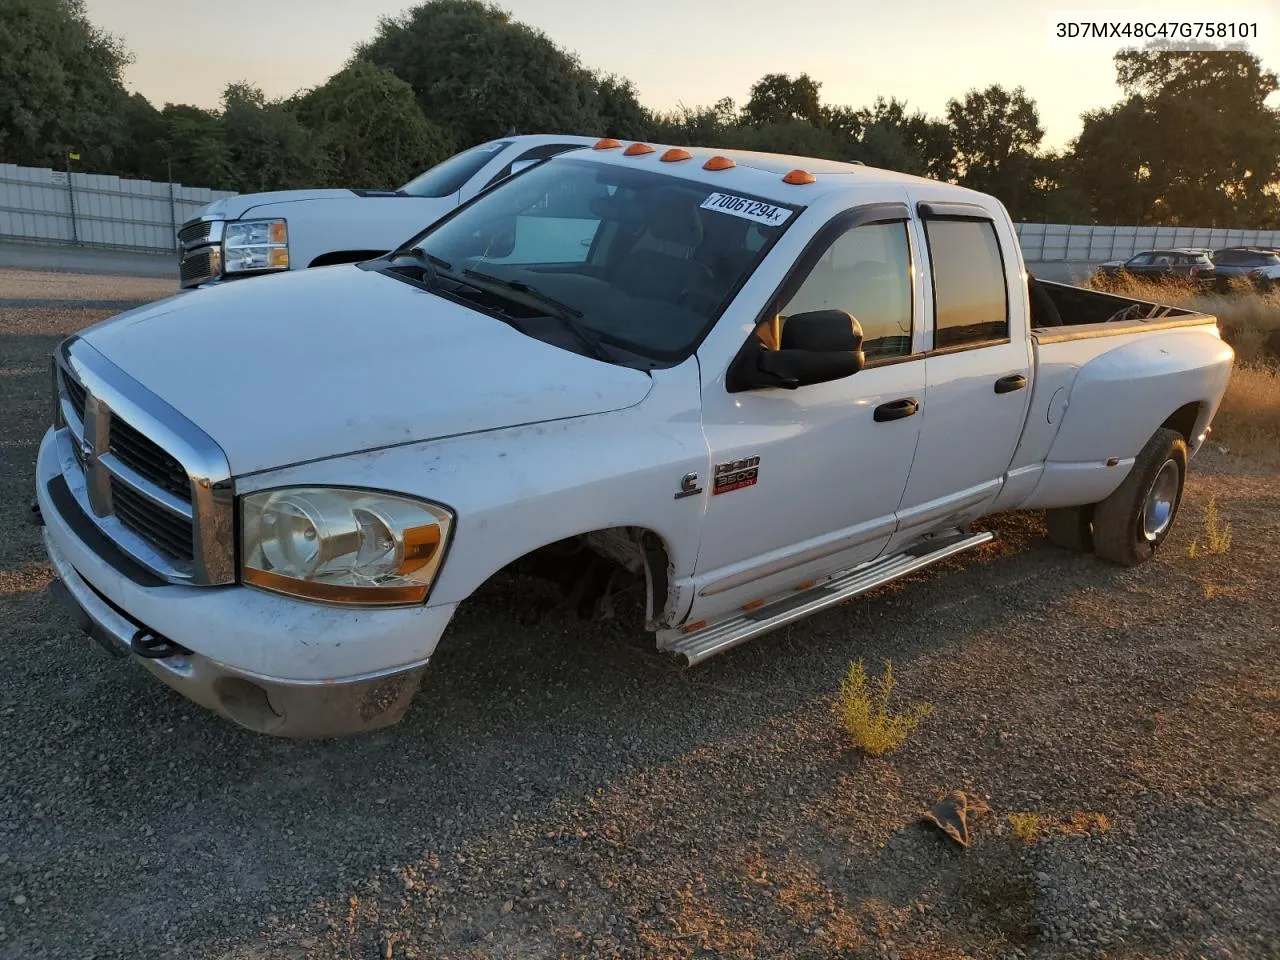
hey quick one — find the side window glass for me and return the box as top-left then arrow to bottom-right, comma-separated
923,218 -> 1009,350
780,221 -> 914,361
1128,253 -> 1153,266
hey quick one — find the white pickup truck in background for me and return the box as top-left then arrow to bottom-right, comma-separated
176,134 -> 597,289
39,140 -> 1234,738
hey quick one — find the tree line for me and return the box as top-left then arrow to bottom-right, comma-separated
3,0 -> 1279,227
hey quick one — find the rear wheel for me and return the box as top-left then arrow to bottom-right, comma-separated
1045,506 -> 1093,552
1092,428 -> 1188,566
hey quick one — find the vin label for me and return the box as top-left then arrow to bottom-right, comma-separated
713,456 -> 760,495
699,193 -> 792,227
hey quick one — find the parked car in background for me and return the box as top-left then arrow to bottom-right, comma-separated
1095,249 -> 1215,282
1211,247 -> 1280,285
39,140 -> 1233,737
175,134 -> 598,290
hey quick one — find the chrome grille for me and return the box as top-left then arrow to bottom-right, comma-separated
51,338 -> 235,585
110,479 -> 194,562
63,374 -> 87,423
108,417 -> 190,502
178,220 -> 213,246
180,249 -> 218,287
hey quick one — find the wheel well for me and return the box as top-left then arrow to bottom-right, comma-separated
307,250 -> 388,268
467,526 -> 673,628
1161,401 -> 1202,444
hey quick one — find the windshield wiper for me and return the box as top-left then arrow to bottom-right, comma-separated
461,268 -> 610,362
385,247 -> 452,290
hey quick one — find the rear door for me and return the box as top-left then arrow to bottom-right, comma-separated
891,202 -> 1032,547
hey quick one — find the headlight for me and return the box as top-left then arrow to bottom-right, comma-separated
241,488 -> 453,606
223,219 -> 289,273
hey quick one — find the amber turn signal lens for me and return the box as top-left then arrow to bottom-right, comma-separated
782,169 -> 816,185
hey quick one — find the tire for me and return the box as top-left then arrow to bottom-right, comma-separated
1092,428 -> 1188,566
1045,506 -> 1093,552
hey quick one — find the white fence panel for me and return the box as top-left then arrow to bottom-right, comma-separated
1012,222 -> 1280,262
5,161 -> 1280,259
0,163 -> 236,253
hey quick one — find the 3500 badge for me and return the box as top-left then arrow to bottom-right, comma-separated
713,456 -> 760,495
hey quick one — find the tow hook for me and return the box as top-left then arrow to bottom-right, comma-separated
129,630 -> 191,660
29,501 -> 43,526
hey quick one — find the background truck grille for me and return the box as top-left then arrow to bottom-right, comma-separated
178,220 -> 214,246
108,418 -> 191,502
110,479 -> 195,562
179,249 -> 218,287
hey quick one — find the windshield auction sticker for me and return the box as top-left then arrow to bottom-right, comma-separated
700,193 -> 792,227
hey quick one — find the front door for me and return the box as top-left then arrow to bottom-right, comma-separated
691,207 -> 927,625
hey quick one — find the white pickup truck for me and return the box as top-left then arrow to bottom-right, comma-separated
176,134 -> 597,289
38,140 -> 1234,738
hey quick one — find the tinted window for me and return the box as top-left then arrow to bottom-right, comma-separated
400,140 -> 511,197
924,218 -> 1008,349
782,221 -> 913,360
398,158 -> 795,362
1127,253 -> 1154,266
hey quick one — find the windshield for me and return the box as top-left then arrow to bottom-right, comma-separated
399,140 -> 511,198
389,157 -> 797,363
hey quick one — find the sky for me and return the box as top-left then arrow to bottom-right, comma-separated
86,0 -> 1280,149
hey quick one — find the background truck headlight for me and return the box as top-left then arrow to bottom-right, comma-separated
241,488 -> 453,605
223,219 -> 290,273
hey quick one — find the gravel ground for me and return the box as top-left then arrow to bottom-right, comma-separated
0,268 -> 178,303
0,289 -> 1276,960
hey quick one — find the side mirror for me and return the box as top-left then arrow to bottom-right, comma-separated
727,309 -> 865,392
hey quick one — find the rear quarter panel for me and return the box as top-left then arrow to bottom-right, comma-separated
1010,321 -> 1233,510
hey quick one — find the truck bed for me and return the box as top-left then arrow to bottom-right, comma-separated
1030,279 -> 1218,342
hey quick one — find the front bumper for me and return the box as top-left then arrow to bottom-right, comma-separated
36,428 -> 456,737
44,528 -> 426,737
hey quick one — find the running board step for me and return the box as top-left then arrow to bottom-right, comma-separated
664,530 -> 995,666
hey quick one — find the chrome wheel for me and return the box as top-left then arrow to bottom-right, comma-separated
1142,458 -> 1180,541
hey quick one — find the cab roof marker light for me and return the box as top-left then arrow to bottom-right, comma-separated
660,148 -> 693,162
703,155 -> 736,171
593,138 -> 623,150
783,169 -> 817,185
623,142 -> 656,156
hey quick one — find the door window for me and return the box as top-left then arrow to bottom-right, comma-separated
922,218 -> 1009,350
780,221 -> 914,361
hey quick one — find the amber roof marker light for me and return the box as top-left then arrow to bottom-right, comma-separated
703,155 -> 736,171
623,142 -> 656,156
593,138 -> 623,150
660,148 -> 693,162
783,169 -> 817,185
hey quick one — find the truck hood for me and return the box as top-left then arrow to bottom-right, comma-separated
202,188 -> 369,220
79,267 -> 654,476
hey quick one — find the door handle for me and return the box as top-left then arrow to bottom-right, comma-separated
873,398 -> 919,422
994,374 -> 1028,394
